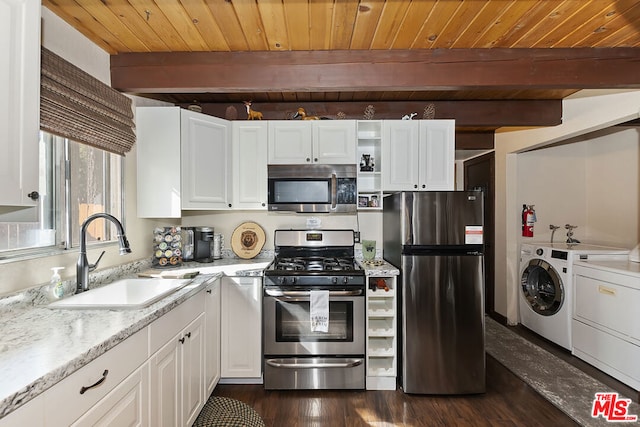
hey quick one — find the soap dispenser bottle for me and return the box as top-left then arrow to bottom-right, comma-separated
49,267 -> 65,300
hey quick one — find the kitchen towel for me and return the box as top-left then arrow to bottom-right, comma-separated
310,290 -> 329,333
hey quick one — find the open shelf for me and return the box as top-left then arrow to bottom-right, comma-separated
357,120 -> 383,210
365,275 -> 397,390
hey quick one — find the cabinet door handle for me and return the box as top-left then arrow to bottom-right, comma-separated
598,285 -> 616,296
179,337 -> 186,344
186,332 -> 191,338
79,369 -> 109,394
206,289 -> 212,294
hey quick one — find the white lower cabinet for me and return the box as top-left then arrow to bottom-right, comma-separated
0,393 -> 44,427
1,282 -> 223,426
72,363 -> 150,427
43,327 -> 149,426
220,276 -> 262,381
150,295 -> 206,427
204,278 -> 221,396
366,276 -> 398,390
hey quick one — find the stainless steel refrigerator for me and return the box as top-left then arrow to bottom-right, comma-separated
383,191 -> 485,394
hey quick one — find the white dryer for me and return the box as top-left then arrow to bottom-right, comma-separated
518,242 -> 629,351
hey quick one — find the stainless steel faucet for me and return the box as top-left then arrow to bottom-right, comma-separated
549,224 -> 560,244
77,213 -> 131,293
565,224 -> 580,245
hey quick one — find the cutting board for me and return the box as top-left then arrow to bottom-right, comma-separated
230,222 -> 266,259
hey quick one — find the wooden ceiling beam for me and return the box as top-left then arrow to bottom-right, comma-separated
111,48 -> 640,93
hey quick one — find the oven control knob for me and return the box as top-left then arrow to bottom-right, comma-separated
332,277 -> 338,284
278,277 -> 286,285
291,277 -> 297,284
343,277 -> 349,284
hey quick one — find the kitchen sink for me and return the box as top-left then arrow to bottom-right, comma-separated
48,278 -> 193,309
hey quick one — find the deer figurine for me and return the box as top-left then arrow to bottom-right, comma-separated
292,107 -> 321,120
243,101 -> 263,120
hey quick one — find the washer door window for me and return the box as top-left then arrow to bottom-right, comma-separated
521,259 -> 564,316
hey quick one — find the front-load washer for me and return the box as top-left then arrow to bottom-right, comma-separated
518,242 -> 629,351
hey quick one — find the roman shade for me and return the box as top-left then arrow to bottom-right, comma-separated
40,47 -> 135,156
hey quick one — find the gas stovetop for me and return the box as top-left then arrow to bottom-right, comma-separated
264,229 -> 365,287
270,256 -> 361,273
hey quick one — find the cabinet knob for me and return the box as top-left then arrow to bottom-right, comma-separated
27,191 -> 39,201
228,203 -> 232,208
313,158 -> 318,162
414,184 -> 418,189
206,289 -> 212,294
306,158 -> 311,162
422,184 -> 426,189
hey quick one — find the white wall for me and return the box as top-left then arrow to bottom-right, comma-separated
517,127 -> 639,246
180,210 -> 382,254
585,128 -> 640,245
495,90 -> 640,324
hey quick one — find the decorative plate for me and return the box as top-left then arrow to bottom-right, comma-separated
230,222 -> 266,259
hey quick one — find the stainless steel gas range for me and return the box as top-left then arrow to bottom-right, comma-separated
263,229 -> 366,390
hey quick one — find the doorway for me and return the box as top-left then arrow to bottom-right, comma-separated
464,152 -> 495,315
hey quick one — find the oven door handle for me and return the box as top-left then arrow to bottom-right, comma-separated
264,289 -> 363,298
265,358 -> 364,369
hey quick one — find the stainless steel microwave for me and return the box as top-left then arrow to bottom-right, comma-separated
267,164 -> 357,213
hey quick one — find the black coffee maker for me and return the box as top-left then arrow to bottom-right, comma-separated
194,227 -> 215,262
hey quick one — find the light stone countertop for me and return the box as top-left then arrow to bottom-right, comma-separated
0,254 -> 397,419
357,259 -> 400,277
0,256 -> 272,420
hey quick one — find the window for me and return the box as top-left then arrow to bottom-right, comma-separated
0,131 -> 124,256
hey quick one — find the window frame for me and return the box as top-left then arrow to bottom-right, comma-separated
0,132 -> 125,262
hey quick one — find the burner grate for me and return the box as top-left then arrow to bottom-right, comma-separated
271,256 -> 360,273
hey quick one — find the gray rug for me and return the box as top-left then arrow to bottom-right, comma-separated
486,317 -> 640,426
194,396 -> 265,427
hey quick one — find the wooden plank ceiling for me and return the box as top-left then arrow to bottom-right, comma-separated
43,0 -> 640,149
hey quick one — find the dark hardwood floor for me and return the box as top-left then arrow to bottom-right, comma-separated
212,355 -> 578,426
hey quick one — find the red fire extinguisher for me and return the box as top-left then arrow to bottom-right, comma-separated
522,204 -> 536,237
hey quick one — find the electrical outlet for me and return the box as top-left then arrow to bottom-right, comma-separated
354,231 -> 361,243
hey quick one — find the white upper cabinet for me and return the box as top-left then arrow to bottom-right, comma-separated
313,121 -> 356,164
0,0 -> 40,208
268,121 -> 312,164
136,107 -> 232,216
181,110 -> 232,210
419,120 -> 455,191
268,120 -> 356,164
382,120 -> 454,191
232,121 -> 268,209
382,121 -> 420,191
136,107 -> 182,218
